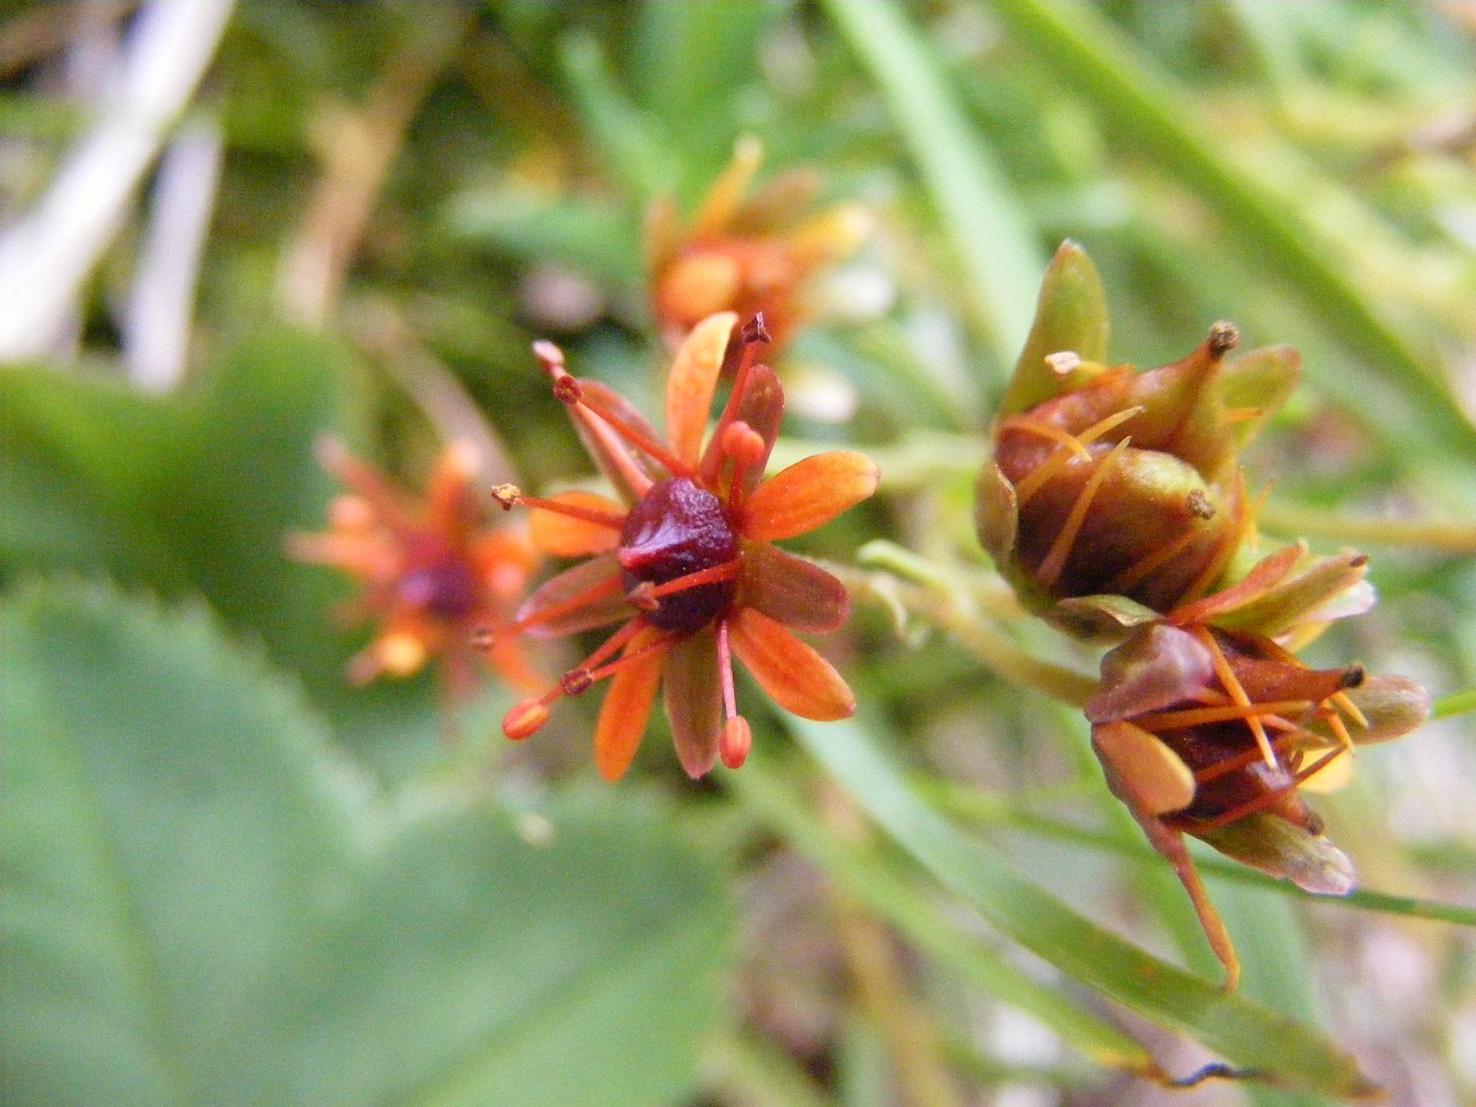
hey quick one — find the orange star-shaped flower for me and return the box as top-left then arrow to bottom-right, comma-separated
647,137 -> 869,354
289,439 -> 543,697
489,311 -> 880,780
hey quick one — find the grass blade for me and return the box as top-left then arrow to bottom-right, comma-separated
822,0 -> 1045,374
789,717 -> 1377,1096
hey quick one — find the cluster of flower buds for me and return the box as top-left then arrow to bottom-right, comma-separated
647,136 -> 869,354
979,243 -> 1429,987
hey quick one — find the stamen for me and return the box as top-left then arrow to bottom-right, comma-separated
1103,528 -> 1199,594
720,420 -> 766,509
314,437 -> 419,533
1194,627 -> 1278,770
503,699 -> 550,740
480,573 -> 624,645
1331,690 -> 1369,730
532,340 -> 655,498
1036,437 -> 1130,589
574,389 -> 694,478
513,492 -> 627,531
720,716 -> 752,769
585,628 -> 677,683
717,618 -> 739,722
1190,778 -> 1302,834
1294,746 -> 1346,786
1012,405 -> 1145,507
702,314 -> 771,485
646,559 -> 742,599
1136,699 -> 1320,732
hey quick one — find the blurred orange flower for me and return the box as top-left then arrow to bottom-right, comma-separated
647,137 -> 869,353
289,439 -> 543,697
490,311 -> 879,780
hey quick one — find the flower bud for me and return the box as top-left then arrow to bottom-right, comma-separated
976,242 -> 1301,635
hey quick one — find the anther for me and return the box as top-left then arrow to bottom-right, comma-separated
1207,321 -> 1239,357
1186,489 -> 1215,520
741,313 -> 771,346
553,376 -> 583,404
469,625 -> 496,650
491,483 -> 521,510
503,699 -> 550,741
1339,665 -> 1366,689
1305,812 -> 1325,836
560,668 -> 595,696
719,716 -> 752,769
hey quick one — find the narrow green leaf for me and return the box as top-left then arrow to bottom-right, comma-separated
730,763 -> 1154,1073
1432,689 -> 1476,721
984,0 -> 1476,457
557,29 -> 677,206
0,583 -> 733,1107
789,717 -> 1377,1096
822,0 -> 1046,373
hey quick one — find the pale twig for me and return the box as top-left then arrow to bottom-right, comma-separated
345,295 -> 519,492
124,117 -> 222,391
0,0 -> 235,360
276,11 -> 470,328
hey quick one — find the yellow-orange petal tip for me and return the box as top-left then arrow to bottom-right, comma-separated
503,699 -> 549,741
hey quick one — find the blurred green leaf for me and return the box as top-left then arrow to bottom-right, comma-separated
822,0 -> 1046,375
984,0 -> 1476,458
0,582 -> 733,1107
0,336 -> 455,775
789,717 -> 1376,1096
732,763 -> 1155,1073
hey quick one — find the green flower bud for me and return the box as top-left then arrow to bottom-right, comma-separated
976,242 -> 1301,635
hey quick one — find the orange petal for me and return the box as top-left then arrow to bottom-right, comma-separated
666,312 -> 738,467
742,451 -> 879,541
528,491 -> 625,557
1168,542 -> 1304,626
426,441 -> 480,539
728,607 -> 854,721
740,542 -> 849,633
516,554 -> 630,639
663,625 -> 722,778
595,628 -> 669,781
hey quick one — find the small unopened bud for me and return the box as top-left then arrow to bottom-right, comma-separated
719,716 -> 752,769
491,484 -> 521,510
720,420 -> 767,468
503,699 -> 549,741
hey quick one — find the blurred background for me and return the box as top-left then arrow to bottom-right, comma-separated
2,1 -> 1474,1105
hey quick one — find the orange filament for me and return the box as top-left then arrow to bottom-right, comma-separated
1136,699 -> 1321,732
1011,405 -> 1144,508
1194,627 -> 1278,769
495,574 -> 624,640
1103,528 -> 1199,594
1036,437 -> 1130,590
717,617 -> 739,723
646,559 -> 741,599
584,628 -> 678,684
516,493 -> 628,531
702,315 -> 771,486
575,390 -> 694,478
534,340 -> 655,497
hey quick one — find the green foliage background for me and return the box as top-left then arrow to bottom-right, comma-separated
2,2 -> 1474,1104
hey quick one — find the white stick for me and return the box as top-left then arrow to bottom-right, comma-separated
124,119 -> 223,391
0,0 -> 235,360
